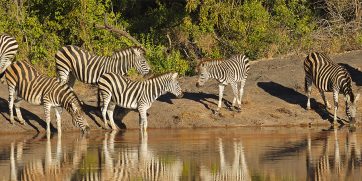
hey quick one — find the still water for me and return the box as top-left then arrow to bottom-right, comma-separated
0,126 -> 361,181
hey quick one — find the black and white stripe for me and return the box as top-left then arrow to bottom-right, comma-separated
196,54 -> 250,113
5,60 -> 89,134
55,45 -> 151,88
304,52 -> 360,123
98,72 -> 183,130
0,34 -> 18,74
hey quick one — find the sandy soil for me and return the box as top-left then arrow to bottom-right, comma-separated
1,51 -> 362,133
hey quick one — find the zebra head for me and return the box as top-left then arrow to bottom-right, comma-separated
70,101 -> 90,133
132,47 -> 151,75
196,62 -> 209,87
345,93 -> 360,124
168,73 -> 183,98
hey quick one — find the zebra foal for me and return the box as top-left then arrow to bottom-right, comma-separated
0,34 -> 18,73
55,45 -> 151,88
5,60 -> 89,134
304,52 -> 359,124
98,72 -> 183,130
196,54 -> 250,114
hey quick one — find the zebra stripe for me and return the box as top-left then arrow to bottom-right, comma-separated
0,34 -> 18,74
304,52 -> 360,123
4,60 -> 89,134
55,45 -> 151,88
98,72 -> 183,130
196,54 -> 250,113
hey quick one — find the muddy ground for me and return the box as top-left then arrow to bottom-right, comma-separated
1,51 -> 362,133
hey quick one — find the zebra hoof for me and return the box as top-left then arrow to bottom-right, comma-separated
306,107 -> 311,110
9,118 -> 15,124
235,107 -> 241,113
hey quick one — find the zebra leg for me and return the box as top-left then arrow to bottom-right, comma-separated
54,107 -> 63,136
216,84 -> 225,114
8,87 -> 16,124
138,105 -> 150,131
238,79 -> 246,104
333,91 -> 339,124
230,83 -> 240,112
101,92 -> 112,129
14,98 -> 25,124
106,103 -> 117,130
44,103 -> 52,135
305,77 -> 313,110
319,90 -> 331,110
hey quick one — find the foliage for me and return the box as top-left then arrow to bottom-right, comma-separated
0,0 -> 361,76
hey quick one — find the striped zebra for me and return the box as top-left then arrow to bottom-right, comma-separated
55,45 -> 151,89
196,54 -> 250,114
4,60 -> 89,134
98,72 -> 183,130
304,52 -> 360,124
0,34 -> 18,74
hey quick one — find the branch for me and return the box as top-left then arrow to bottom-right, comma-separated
95,14 -> 145,52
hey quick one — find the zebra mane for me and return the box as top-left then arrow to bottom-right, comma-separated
146,72 -> 174,79
196,58 -> 224,72
112,46 -> 145,57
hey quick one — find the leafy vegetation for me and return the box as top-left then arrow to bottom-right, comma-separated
1,0 -> 361,76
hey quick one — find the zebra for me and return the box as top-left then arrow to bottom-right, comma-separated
304,52 -> 360,124
55,45 -> 151,89
0,34 -> 18,74
98,72 -> 183,130
4,60 -> 89,135
196,54 -> 250,114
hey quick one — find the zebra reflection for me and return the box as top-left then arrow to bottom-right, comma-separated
82,131 -> 183,181
200,138 -> 251,181
307,128 -> 362,181
9,134 -> 87,181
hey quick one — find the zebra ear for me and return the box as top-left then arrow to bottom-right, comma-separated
172,72 -> 178,80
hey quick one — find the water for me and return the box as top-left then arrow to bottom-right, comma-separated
0,126 -> 361,180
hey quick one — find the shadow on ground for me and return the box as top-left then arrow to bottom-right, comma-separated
257,81 -> 340,123
183,92 -> 233,113
0,97 -> 54,133
339,63 -> 362,86
82,103 -> 127,130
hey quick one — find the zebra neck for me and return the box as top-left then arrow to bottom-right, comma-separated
108,55 -> 135,74
62,98 -> 79,116
208,64 -> 223,80
146,77 -> 171,100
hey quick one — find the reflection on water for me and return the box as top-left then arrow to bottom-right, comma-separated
0,126 -> 362,180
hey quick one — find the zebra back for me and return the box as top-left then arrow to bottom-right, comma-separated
304,52 -> 355,101
98,72 -> 182,108
0,34 -> 19,74
55,45 -> 150,85
197,54 -> 250,84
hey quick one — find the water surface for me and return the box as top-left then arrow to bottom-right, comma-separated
0,126 -> 361,180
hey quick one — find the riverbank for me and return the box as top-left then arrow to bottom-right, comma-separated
1,51 -> 362,133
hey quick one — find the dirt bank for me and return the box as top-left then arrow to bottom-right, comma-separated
1,51 -> 362,133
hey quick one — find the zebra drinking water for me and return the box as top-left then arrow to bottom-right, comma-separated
196,54 -> 250,114
98,72 -> 183,130
55,45 -> 151,88
5,60 -> 89,134
304,52 -> 360,124
0,34 -> 18,74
